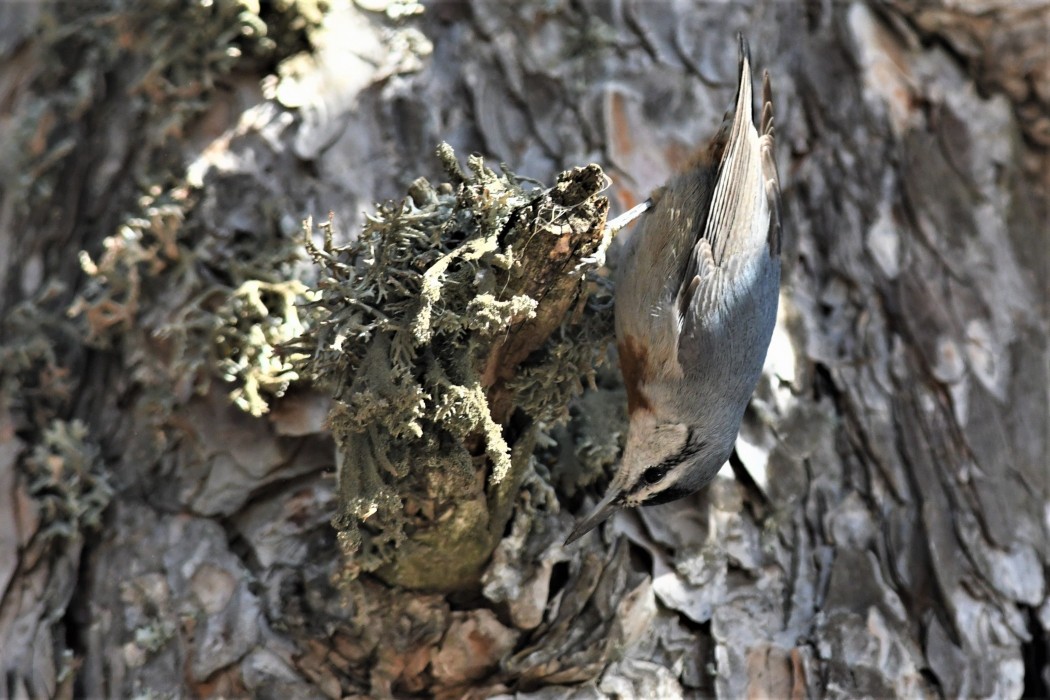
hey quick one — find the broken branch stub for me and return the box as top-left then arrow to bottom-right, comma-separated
295,145 -> 611,590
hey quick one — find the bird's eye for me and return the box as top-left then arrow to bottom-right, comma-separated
643,465 -> 669,485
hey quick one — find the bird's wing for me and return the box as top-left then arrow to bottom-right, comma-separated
704,39 -> 778,265
677,38 -> 781,324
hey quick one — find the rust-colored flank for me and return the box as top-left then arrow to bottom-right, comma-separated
618,334 -> 653,416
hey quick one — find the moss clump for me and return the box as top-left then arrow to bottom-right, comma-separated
294,144 -> 613,589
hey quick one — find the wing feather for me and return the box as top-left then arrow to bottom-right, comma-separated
677,37 -> 782,329
702,38 -> 766,266
760,71 -> 782,256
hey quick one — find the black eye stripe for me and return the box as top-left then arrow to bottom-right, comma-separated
628,428 -> 706,494
641,484 -> 695,506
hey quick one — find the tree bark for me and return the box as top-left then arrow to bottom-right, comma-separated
1,1 -> 1046,698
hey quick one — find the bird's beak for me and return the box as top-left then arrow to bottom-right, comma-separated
565,488 -> 623,545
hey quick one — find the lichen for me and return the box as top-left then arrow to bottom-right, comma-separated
543,372 -> 629,500
54,1 -> 326,418
23,419 -> 113,545
12,0 -> 323,220
71,187 -> 191,348
0,288 -> 79,429
293,144 -> 613,587
70,182 -> 311,418
214,279 -> 312,416
509,279 -> 615,427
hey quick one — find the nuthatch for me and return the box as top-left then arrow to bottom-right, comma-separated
566,38 -> 782,544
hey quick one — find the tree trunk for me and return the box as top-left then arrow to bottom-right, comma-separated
1,1 -> 1046,698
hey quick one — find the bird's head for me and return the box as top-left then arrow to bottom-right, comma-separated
565,410 -> 733,544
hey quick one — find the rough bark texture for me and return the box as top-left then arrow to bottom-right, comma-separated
1,1 -> 1047,698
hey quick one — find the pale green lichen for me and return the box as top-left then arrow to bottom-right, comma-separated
214,279 -> 312,416
11,0 -> 329,430
72,183 -> 310,417
544,374 -> 628,499
464,294 -> 539,336
509,278 -> 615,426
71,187 -> 190,348
24,419 -> 113,544
12,0 -> 323,219
0,287 -> 79,428
36,0 -> 325,417
294,145 -> 614,584
297,197 -> 523,574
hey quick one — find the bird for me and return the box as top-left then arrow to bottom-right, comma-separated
566,37 -> 782,545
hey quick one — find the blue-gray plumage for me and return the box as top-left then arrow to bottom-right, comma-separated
567,37 -> 782,544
